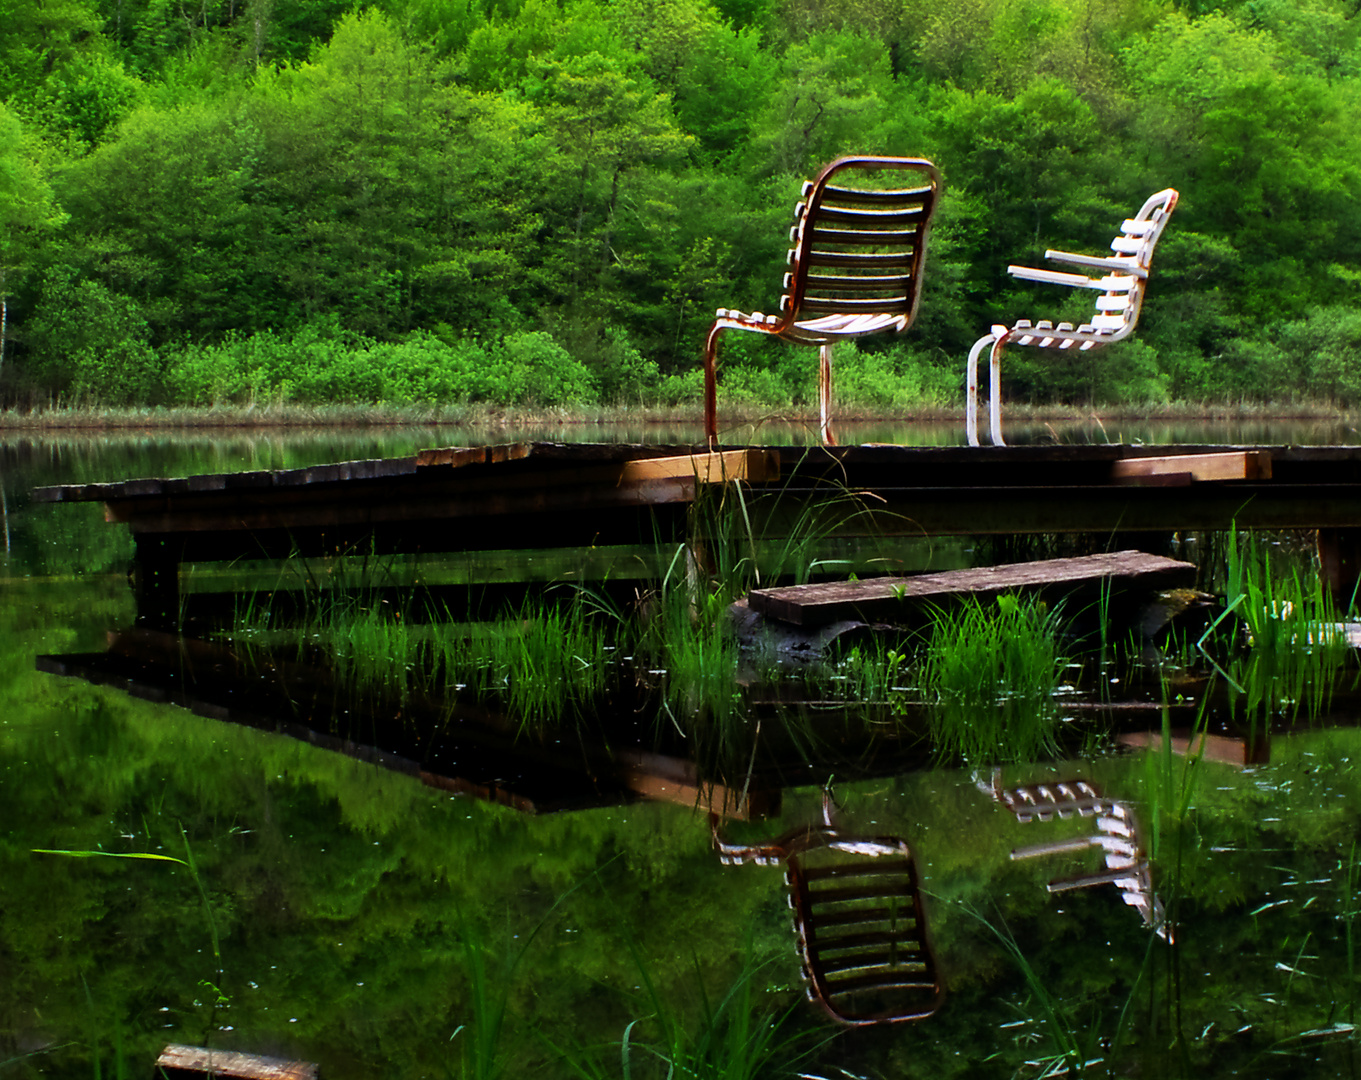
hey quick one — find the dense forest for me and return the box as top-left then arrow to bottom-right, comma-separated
1,0 -> 1360,412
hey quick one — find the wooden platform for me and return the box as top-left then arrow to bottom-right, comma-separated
748,551 -> 1198,626
30,440 -> 1361,628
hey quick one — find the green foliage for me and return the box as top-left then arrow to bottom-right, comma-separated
24,269 -> 160,402
2,0 -> 1361,409
922,594 -> 1066,763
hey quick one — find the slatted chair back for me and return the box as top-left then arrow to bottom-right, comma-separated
703,156 -> 942,446
990,777 -> 1173,942
966,188 -> 1178,446
712,810 -> 943,1025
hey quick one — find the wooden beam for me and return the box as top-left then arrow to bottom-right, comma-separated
617,448 -> 779,485
1111,450 -> 1272,484
156,1045 -> 318,1080
612,747 -> 780,821
748,550 -> 1197,626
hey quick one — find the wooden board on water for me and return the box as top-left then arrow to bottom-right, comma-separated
156,1045 -> 318,1080
748,550 -> 1197,627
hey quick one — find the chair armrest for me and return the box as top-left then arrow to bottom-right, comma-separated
1008,264 -> 1109,290
1045,249 -> 1147,279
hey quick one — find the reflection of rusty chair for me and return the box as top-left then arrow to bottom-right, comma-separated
702,156 -> 941,448
983,773 -> 1171,941
712,794 -> 943,1026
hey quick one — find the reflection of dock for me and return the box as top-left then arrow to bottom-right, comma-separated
32,440 -> 1361,625
37,629 -> 782,818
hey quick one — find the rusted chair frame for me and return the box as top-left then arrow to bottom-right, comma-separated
966,188 -> 1179,446
711,801 -> 943,1026
703,156 -> 942,448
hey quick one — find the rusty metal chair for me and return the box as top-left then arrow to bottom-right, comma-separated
703,156 -> 942,447
966,188 -> 1179,446
712,793 -> 943,1025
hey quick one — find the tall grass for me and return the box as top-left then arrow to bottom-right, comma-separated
1198,530 -> 1351,724
922,595 -> 1067,764
548,940 -> 828,1080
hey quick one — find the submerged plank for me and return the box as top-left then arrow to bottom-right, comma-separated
156,1045 -> 318,1080
748,550 -> 1197,626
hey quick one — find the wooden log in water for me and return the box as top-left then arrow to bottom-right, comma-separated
747,550 -> 1197,627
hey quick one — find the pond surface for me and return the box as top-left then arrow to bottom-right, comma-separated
4,420 -> 1361,1079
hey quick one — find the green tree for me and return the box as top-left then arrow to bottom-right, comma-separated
0,104 -> 66,384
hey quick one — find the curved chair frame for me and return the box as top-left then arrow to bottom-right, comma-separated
966,188 -> 1179,446
703,156 -> 942,447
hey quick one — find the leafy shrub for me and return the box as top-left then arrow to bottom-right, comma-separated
594,327 -> 660,404
478,331 -> 595,406
24,271 -> 163,403
829,342 -> 955,409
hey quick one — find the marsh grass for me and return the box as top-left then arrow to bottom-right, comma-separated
1198,530 -> 1352,724
33,829 -> 230,1064
832,639 -> 913,708
961,898 -> 1164,1078
921,595 -> 1067,764
548,935 -> 828,1080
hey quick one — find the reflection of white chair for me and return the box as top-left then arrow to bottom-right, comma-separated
983,772 -> 1171,941
966,189 -> 1179,446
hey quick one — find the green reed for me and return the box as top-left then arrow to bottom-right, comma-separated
1199,529 -> 1351,724
921,594 -> 1067,764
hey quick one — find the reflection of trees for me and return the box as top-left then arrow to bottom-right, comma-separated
9,587 -> 1361,1078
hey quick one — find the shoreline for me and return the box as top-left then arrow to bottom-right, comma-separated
0,401 -> 1353,433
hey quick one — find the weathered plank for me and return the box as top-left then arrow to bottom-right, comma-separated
155,1045 -> 318,1080
748,550 -> 1197,626
416,443 -> 534,469
616,449 -> 779,485
1111,450 -> 1272,485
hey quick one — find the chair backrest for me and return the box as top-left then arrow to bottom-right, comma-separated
787,836 -> 943,1025
1005,188 -> 1179,348
712,812 -> 943,1025
779,156 -> 941,338
1078,187 -> 1179,340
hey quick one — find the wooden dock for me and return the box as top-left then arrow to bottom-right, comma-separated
31,441 -> 1361,627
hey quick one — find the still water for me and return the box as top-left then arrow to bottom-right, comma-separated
3,420 -> 1361,1078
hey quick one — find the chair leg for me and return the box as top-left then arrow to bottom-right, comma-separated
965,327 -> 1008,446
703,324 -> 724,447
988,334 -> 1006,447
818,344 -> 837,446
965,334 -> 988,446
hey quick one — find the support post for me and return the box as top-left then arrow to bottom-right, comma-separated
133,533 -> 184,631
1318,527 -> 1361,608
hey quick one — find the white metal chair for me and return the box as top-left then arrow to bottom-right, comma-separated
703,156 -> 941,447
982,772 -> 1172,941
965,189 -> 1179,446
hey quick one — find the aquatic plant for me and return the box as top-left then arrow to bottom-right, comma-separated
1199,529 -> 1352,724
832,639 -> 912,708
921,594 -> 1067,764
